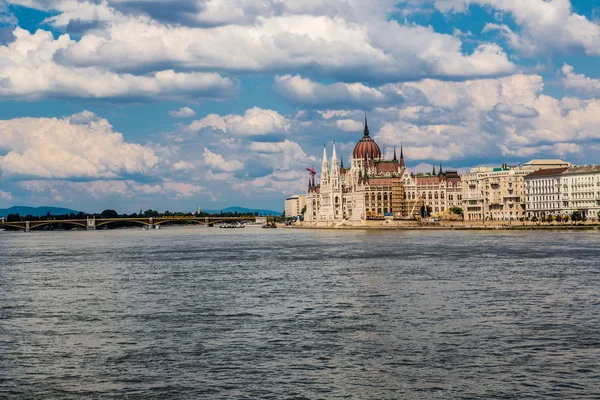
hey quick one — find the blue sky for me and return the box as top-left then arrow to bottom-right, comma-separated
1,0 -> 600,212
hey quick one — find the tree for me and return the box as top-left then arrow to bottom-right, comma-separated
7,213 -> 20,222
546,215 -> 553,224
555,215 -> 563,224
572,211 -> 583,222
101,209 -> 119,219
301,205 -> 307,215
531,216 -> 538,222
449,207 -> 463,217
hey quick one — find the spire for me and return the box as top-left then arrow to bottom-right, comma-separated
363,113 -> 370,137
322,144 -> 327,164
340,156 -> 344,168
432,164 -> 436,175
393,147 -> 397,161
439,164 -> 443,175
399,145 -> 405,168
331,141 -> 337,162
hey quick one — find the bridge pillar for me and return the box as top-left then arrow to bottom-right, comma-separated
148,217 -> 154,229
25,221 -> 30,233
87,216 -> 96,230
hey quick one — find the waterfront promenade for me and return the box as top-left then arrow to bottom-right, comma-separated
295,220 -> 600,231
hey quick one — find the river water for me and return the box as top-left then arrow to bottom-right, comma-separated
1,227 -> 599,399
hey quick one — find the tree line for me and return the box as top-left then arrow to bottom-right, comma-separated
2,209 -> 265,230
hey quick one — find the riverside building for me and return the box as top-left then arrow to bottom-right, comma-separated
285,194 -> 306,218
525,167 -> 568,219
462,160 -> 570,221
304,118 -> 462,225
560,165 -> 600,219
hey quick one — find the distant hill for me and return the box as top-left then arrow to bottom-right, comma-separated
0,206 -> 84,217
203,206 -> 281,216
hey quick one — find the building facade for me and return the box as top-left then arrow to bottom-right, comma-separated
304,118 -> 462,225
461,161 -> 570,221
560,166 -> 600,219
525,168 -> 568,218
285,194 -> 306,218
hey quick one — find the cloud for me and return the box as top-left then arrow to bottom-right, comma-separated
46,4 -> 514,83
437,0 -> 600,55
20,178 -> 202,200
560,63 -> 600,96
169,106 -> 196,118
0,189 -> 12,200
172,160 -> 195,171
0,112 -> 158,180
202,147 -> 244,172
353,72 -> 600,164
493,103 -> 539,118
0,28 -> 237,100
163,180 -> 204,198
336,119 -> 364,132
189,107 -> 288,136
273,75 -> 407,108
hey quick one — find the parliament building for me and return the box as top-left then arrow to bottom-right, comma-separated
305,118 -> 462,225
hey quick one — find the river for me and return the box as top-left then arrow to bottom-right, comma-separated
1,227 -> 599,398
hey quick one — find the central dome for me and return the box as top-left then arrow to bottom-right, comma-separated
353,117 -> 381,160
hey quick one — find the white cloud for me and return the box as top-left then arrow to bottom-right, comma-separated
189,107 -> 288,136
437,0 -> 600,55
0,112 -> 158,180
202,147 -> 244,172
172,160 -> 195,171
356,71 -> 600,163
336,119 -> 364,132
163,180 -> 204,198
169,106 -> 196,118
0,189 -> 12,200
20,178 -> 202,200
46,4 -> 514,82
274,75 -> 405,108
0,28 -> 237,100
560,63 -> 600,96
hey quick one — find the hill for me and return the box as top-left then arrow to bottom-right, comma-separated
0,206 -> 84,217
203,206 -> 281,216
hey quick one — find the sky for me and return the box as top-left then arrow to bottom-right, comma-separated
1,0 -> 600,213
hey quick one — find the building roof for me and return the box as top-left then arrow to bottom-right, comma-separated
563,165 -> 600,175
525,159 -> 570,166
376,160 -> 399,173
353,116 -> 382,160
525,167 -> 568,178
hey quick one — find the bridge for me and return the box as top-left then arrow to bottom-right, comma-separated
0,216 -> 257,232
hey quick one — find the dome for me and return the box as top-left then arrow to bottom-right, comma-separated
352,117 -> 381,160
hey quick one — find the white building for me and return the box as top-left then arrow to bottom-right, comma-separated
304,117 -> 463,225
525,167 -> 568,218
305,117 -> 405,225
560,165 -> 600,220
462,161 -> 570,221
284,194 -> 306,218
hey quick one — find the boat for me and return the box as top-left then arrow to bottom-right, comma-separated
262,222 -> 277,228
220,222 -> 245,228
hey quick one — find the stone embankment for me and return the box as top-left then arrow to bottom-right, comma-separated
294,220 -> 600,231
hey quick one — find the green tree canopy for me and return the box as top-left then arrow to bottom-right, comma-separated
100,209 -> 119,219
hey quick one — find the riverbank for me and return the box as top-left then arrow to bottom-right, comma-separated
293,221 -> 600,231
